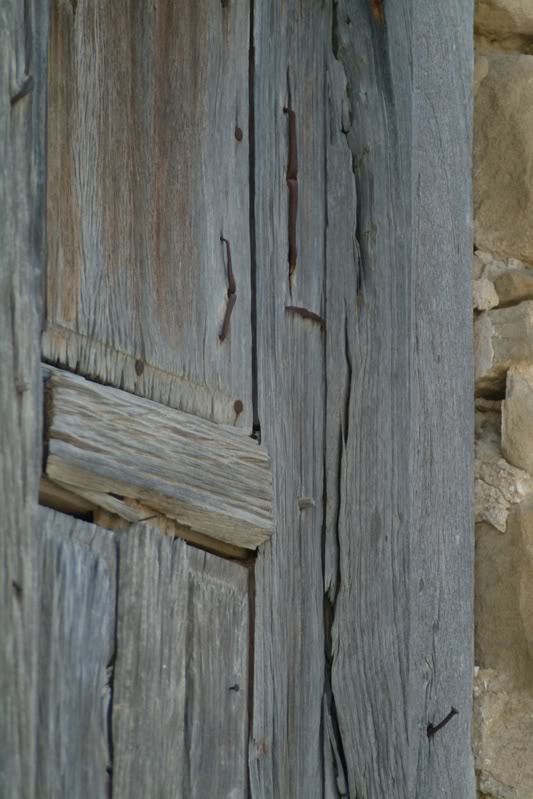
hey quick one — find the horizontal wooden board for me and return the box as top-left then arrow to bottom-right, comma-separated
45,0 -> 252,428
92,497 -> 250,559
112,524 -> 249,798
45,368 -> 272,549
36,508 -> 116,798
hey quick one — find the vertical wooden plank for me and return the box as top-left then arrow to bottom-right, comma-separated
36,508 -> 117,798
45,0 -> 252,427
325,1 -> 474,797
251,3 -> 328,796
112,524 -> 249,798
0,2 -> 47,797
410,1 -> 475,795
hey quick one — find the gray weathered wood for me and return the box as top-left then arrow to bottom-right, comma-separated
45,368 -> 273,549
251,4 -> 328,796
112,524 -> 249,798
36,508 -> 116,798
0,3 -> 48,797
325,2 -> 474,797
45,0 -> 252,428
410,1 -> 475,795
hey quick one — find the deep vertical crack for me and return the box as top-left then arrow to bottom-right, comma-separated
321,5 -> 364,795
105,539 -> 120,798
249,0 -> 259,439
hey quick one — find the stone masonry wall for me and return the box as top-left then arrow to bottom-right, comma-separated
474,3 -> 533,797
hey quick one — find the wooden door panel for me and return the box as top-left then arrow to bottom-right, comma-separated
35,511 -> 250,798
112,525 -> 249,798
36,508 -> 116,798
45,0 -> 252,427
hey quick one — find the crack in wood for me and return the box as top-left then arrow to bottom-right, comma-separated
284,69 -> 298,291
285,305 -> 325,330
10,74 -> 34,106
219,236 -> 237,342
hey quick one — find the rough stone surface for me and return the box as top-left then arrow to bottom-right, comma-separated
474,278 -> 499,311
502,363 -> 533,473
475,250 -> 528,283
475,0 -> 533,41
495,269 -> 533,306
475,456 -> 533,532
474,54 -> 490,96
473,254 -> 485,280
475,514 -> 533,689
475,301 -> 533,394
474,669 -> 533,799
474,54 -> 533,264
474,383 -> 533,799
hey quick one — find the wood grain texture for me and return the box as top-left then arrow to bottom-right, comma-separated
45,368 -> 273,549
0,3 -> 47,797
45,0 -> 252,428
112,524 -> 249,798
410,1 -> 475,795
92,496 -> 250,559
251,4 -> 328,796
325,2 -> 475,797
36,508 -> 116,798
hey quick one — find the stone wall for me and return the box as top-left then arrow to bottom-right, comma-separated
474,3 -> 533,797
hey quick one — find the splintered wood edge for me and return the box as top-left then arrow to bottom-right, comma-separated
39,478 -> 249,559
42,365 -> 273,551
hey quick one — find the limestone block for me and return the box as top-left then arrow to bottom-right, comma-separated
495,269 -> 533,306
475,396 -> 533,531
473,254 -> 485,280
474,278 -> 499,311
475,0 -> 533,40
475,456 -> 533,532
516,497 -> 533,660
474,669 -> 533,799
474,54 -> 533,264
502,363 -> 533,473
474,54 -> 489,97
475,302 -> 533,394
476,515 -> 533,690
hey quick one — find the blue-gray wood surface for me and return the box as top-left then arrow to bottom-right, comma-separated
112,525 -> 250,798
2,0 -> 474,796
254,1 -> 474,796
32,511 -> 250,798
36,509 -> 116,798
0,2 -> 48,797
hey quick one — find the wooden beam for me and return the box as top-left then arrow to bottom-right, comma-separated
44,368 -> 273,549
251,4 -> 328,794
39,476 -> 96,516
93,498 -> 250,560
324,1 -> 475,796
0,3 -> 48,797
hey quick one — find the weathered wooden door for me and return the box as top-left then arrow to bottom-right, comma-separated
1,1 -> 475,797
